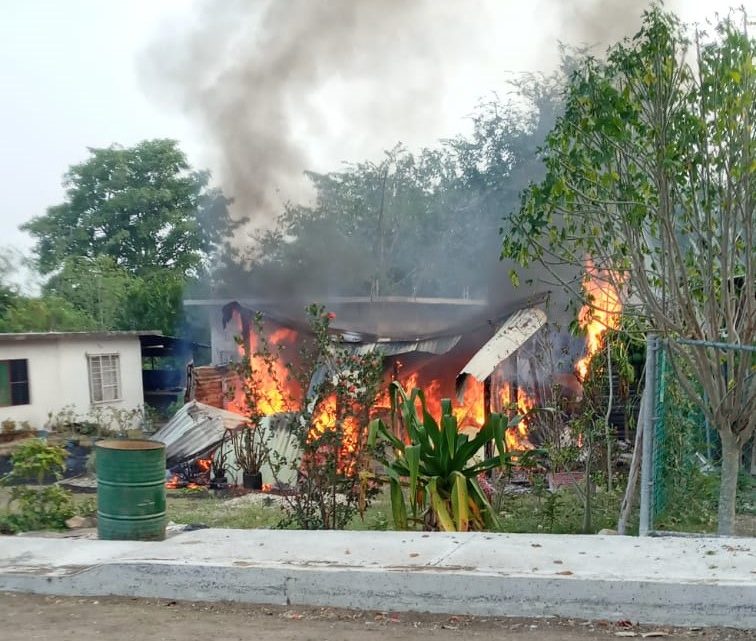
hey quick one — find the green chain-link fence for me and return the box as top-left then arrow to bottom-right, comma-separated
650,341 -> 716,528
640,336 -> 755,535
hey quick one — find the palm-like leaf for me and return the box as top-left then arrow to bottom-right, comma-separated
372,383 -> 533,531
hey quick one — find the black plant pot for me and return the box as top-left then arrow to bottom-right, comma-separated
243,471 -> 263,490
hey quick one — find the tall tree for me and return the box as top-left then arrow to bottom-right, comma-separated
43,256 -> 135,330
0,247 -> 96,332
22,140 -> 235,335
23,139 -> 235,277
502,8 -> 754,534
0,296 -> 96,333
0,252 -> 18,319
33,256 -> 188,336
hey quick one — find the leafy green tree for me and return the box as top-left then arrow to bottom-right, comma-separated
20,139 -> 235,336
22,139 -> 235,278
0,247 -> 96,332
39,255 -> 191,336
0,253 -> 18,320
42,256 -> 135,330
0,295 -> 96,333
120,270 -> 187,335
501,8 -> 754,534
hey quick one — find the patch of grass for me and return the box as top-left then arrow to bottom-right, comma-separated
654,470 -> 719,534
495,486 -> 625,534
3,471 -> 751,535
167,495 -> 282,529
166,490 -> 396,531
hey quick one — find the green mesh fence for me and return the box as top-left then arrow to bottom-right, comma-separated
648,341 -> 715,530
652,346 -> 668,518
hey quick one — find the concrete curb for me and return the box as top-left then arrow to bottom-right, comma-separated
1,530 -> 754,628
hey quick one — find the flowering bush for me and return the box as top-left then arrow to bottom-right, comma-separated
260,305 -> 384,529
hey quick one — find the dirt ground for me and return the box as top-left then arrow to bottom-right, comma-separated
0,593 -> 752,641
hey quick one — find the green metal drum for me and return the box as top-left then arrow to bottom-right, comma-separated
95,439 -> 166,541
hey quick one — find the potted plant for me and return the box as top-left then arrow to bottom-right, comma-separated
229,423 -> 269,490
211,433 -> 231,487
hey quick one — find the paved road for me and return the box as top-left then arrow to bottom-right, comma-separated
1,594 -> 751,641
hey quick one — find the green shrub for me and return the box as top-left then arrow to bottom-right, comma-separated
4,438 -> 67,484
369,382 -> 536,531
0,486 -> 74,533
0,438 -> 74,533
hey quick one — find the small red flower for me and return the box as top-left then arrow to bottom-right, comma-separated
326,312 -> 336,320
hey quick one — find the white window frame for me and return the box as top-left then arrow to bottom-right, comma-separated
87,353 -> 122,404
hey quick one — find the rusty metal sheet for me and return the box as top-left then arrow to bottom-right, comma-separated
150,401 -> 248,468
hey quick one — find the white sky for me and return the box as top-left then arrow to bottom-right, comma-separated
1,0 -> 751,278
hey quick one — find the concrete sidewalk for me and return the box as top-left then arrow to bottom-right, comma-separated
1,530 -> 754,627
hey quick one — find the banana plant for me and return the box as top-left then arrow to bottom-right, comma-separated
368,381 -> 535,531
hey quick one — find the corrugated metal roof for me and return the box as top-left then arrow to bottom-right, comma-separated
151,401 -> 248,468
341,335 -> 462,357
457,308 -> 547,392
0,330 -> 162,342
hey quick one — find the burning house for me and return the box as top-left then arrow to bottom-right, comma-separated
158,281 -> 627,492
148,249 -> 634,495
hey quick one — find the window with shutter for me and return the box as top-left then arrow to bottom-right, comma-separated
0,359 -> 30,407
88,354 -> 121,403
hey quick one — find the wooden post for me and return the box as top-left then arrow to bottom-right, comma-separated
391,361 -> 405,442
639,335 -> 658,537
484,376 -> 493,467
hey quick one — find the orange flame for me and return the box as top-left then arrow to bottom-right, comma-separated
575,260 -> 622,380
499,383 -> 534,450
372,366 -> 538,453
228,322 -> 302,416
307,394 -> 362,476
453,379 -> 486,427
374,370 -> 488,431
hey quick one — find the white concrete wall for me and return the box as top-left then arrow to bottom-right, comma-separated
0,335 -> 144,431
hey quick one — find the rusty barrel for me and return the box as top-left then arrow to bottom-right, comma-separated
95,439 -> 166,541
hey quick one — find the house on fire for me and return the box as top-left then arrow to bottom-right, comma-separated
158,296 -> 600,473
149,296 -> 558,485
158,288 -> 642,487
0,331 -> 206,432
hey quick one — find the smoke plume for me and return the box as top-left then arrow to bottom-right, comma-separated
143,1 -> 477,226
143,1 -> 653,228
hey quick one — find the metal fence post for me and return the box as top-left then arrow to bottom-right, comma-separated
639,334 -> 658,536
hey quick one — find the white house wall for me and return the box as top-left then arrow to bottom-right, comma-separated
210,306 -> 241,365
0,336 -> 144,430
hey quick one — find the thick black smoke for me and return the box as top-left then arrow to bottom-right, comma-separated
143,1 -> 648,225
144,0 -> 652,315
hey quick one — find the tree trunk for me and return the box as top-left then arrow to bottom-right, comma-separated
717,434 -> 740,536
582,436 -> 593,534
604,341 -> 613,492
617,392 -> 645,534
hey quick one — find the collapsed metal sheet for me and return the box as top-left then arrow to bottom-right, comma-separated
456,308 -> 547,391
341,335 -> 462,357
151,401 -> 248,468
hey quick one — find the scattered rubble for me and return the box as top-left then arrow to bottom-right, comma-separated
65,515 -> 96,529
